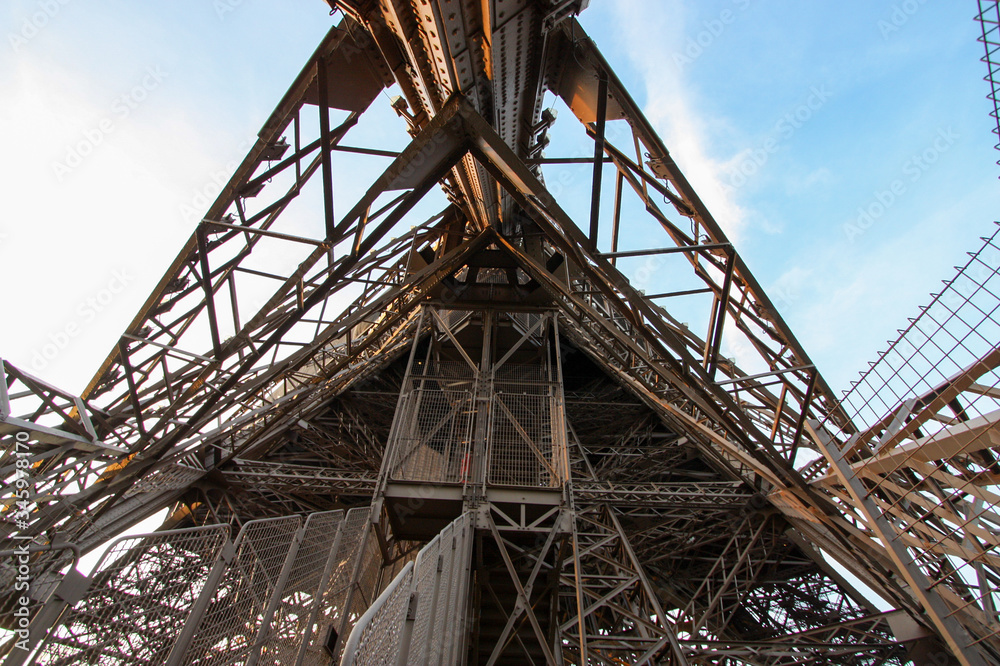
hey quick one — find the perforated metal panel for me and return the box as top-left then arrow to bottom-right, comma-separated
342,513 -> 473,666
418,514 -> 472,665
349,565 -> 414,666
407,538 -> 442,665
388,362 -> 476,484
33,525 -> 230,665
255,510 -> 346,663
180,515 -> 301,666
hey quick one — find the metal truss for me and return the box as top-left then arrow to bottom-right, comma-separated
805,226 -> 1000,665
2,1 -> 995,664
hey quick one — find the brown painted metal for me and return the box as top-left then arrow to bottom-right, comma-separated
3,2 -> 997,665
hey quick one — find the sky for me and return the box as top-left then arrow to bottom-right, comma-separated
1,0 -> 998,404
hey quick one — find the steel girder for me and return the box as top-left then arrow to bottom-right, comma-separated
1,2 -> 988,663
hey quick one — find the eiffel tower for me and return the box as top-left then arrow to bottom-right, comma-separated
3,1 -> 1000,664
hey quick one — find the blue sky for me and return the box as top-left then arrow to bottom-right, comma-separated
2,0 -> 998,402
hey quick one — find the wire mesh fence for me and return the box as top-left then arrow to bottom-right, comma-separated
814,223 -> 1000,657
18,506 -> 380,666
488,364 -> 562,487
254,510 -> 345,663
385,307 -> 567,490
177,515 -> 302,666
387,362 -> 476,484
297,507 -> 371,666
341,512 -> 473,666
32,525 -> 230,665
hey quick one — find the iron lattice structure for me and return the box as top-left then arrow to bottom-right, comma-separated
2,1 -> 1000,664
979,0 -> 1000,165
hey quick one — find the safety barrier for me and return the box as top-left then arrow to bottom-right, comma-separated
18,507 -> 373,666
341,512 -> 473,666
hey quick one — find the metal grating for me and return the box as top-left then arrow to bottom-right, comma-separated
32,525 -> 230,665
830,227 -> 1000,438
342,513 -> 473,666
274,507 -> 370,666
388,362 -> 476,484
814,223 -> 1000,660
312,508 -> 377,666
978,1 -> 1000,166
123,462 -> 204,498
179,515 -> 302,666
488,364 -> 561,487
255,509 -> 346,663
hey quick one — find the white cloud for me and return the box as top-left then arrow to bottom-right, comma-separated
611,0 -> 750,245
0,53 -> 229,392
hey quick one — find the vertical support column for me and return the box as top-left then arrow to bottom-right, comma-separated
588,69 -> 609,253
811,421 -> 988,666
788,369 -> 817,459
610,171 -> 624,267
316,54 -> 336,263
333,517 -> 379,661
551,315 -> 570,489
471,309 -> 494,497
378,306 -> 428,489
196,226 -> 223,359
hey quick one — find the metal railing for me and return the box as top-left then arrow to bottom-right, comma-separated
15,507 -> 375,666
341,512 -> 473,666
978,1 -> 1000,165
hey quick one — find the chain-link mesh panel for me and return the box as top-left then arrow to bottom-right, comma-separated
348,565 -> 413,666
298,507 -> 370,666
409,513 -> 472,666
335,527 -> 381,662
488,364 -> 560,487
32,525 -> 230,666
255,510 -> 345,664
388,363 -> 476,484
180,515 -> 300,666
346,513 -> 473,666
